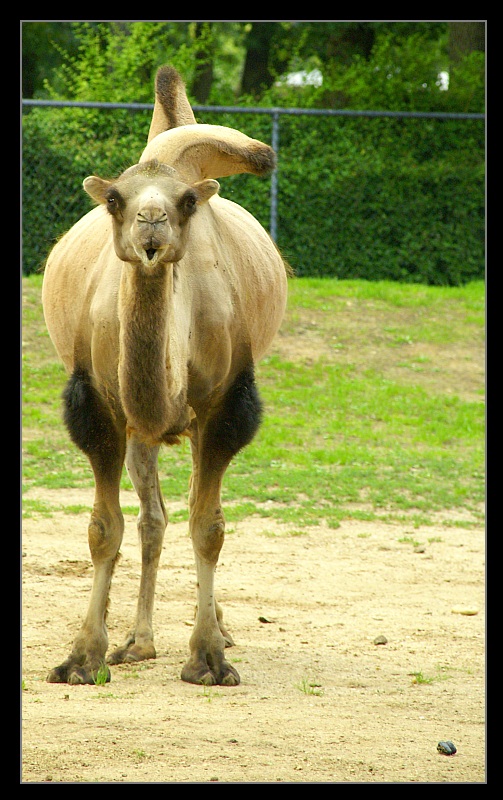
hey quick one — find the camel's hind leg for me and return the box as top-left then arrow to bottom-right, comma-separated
107,435 -> 168,665
181,366 -> 262,686
47,368 -> 126,685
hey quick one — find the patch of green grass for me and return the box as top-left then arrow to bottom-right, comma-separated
200,686 -> 224,701
261,527 -> 307,538
94,661 -> 110,686
168,508 -> 189,523
288,276 -> 484,314
221,352 -> 484,527
295,677 -> 324,696
64,504 -> 91,515
398,535 -> 427,550
122,505 -> 140,516
223,501 -> 260,522
22,498 -> 57,518
410,665 -> 452,686
22,276 -> 485,527
122,670 -> 140,680
121,663 -> 155,681
410,671 -> 434,685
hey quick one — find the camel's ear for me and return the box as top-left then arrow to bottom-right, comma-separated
141,124 -> 276,183
83,176 -> 111,204
193,179 -> 220,205
147,65 -> 197,143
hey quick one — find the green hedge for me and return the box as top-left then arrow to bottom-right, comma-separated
22,107 -> 484,285
218,113 -> 485,285
276,158 -> 484,285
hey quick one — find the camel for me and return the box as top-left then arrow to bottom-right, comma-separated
41,66 -> 288,686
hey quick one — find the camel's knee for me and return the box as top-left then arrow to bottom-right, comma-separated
137,513 -> 166,562
191,512 -> 225,564
88,507 -> 123,563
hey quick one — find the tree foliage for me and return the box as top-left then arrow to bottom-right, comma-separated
22,22 -> 485,284
23,21 -> 485,112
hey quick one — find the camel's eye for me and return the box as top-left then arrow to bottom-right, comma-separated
105,190 -> 122,215
179,191 -> 197,217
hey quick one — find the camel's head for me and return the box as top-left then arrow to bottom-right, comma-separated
83,160 -> 219,269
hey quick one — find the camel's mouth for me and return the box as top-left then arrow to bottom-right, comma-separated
133,243 -> 163,267
134,242 -> 178,267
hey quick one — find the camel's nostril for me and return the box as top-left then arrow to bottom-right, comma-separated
146,248 -> 157,261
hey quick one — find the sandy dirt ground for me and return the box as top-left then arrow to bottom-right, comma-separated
21,279 -> 485,783
21,489 -> 485,784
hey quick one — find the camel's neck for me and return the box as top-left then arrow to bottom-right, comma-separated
118,264 -> 189,443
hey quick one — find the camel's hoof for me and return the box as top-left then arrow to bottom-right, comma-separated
47,665 -> 69,684
107,642 -> 156,665
47,661 -> 110,685
222,630 -> 235,648
68,666 -> 110,685
181,656 -> 240,686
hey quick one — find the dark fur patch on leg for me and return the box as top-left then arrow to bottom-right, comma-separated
205,365 -> 263,464
62,367 -> 122,474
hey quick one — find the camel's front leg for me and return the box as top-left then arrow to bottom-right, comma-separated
181,368 -> 262,687
47,368 -> 126,685
108,436 -> 168,665
181,463 -> 240,687
180,415 -> 239,686
47,495 -> 124,685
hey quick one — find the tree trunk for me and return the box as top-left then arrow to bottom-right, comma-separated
191,22 -> 214,104
240,22 -> 279,97
448,21 -> 485,62
325,22 -> 375,64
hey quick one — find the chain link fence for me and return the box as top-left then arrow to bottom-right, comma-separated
22,100 -> 485,284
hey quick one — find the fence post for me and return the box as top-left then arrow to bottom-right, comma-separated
270,110 -> 280,242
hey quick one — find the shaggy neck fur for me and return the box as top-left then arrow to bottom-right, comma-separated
118,263 -> 188,444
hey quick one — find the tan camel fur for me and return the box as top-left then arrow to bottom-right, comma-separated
42,66 -> 288,686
